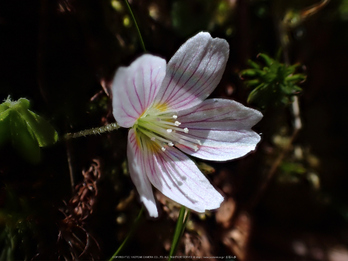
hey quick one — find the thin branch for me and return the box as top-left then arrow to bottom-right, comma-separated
65,139 -> 75,193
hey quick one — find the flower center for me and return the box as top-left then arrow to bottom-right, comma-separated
135,108 -> 201,152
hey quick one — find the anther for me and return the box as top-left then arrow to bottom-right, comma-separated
168,142 -> 174,146
174,121 -> 181,126
167,129 -> 173,133
184,128 -> 189,133
172,115 -> 178,119
161,147 -> 166,151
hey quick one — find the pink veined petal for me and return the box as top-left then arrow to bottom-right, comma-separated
143,145 -> 224,213
112,54 -> 166,128
176,99 -> 263,161
127,129 -> 158,217
153,32 -> 229,112
176,129 -> 261,161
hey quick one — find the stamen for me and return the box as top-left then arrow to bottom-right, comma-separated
137,111 -> 201,153
143,120 -> 186,134
176,137 -> 199,151
140,128 -> 171,144
171,132 -> 202,147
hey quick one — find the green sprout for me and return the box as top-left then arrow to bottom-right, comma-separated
0,97 -> 58,164
240,53 -> 306,108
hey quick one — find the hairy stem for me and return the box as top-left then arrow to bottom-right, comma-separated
64,123 -> 120,140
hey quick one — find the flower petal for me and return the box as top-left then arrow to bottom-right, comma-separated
143,144 -> 224,213
127,129 -> 158,217
153,32 -> 229,112
176,99 -> 263,161
112,54 -> 166,127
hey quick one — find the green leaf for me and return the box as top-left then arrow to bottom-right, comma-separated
247,59 -> 261,69
244,79 -> 261,87
9,110 -> 40,164
286,73 -> 306,82
240,69 -> 262,78
241,53 -> 306,108
285,64 -> 298,75
0,109 -> 10,146
0,97 -> 58,163
20,110 -> 58,147
258,53 -> 274,67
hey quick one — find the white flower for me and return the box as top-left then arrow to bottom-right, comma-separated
112,32 -> 262,217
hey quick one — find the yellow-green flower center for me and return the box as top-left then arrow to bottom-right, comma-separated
134,108 -> 201,152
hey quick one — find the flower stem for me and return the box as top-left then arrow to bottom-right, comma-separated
168,207 -> 190,261
109,207 -> 144,261
64,123 -> 119,140
124,0 -> 146,52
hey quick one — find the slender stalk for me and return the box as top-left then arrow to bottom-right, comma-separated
124,0 -> 147,52
65,139 -> 75,193
168,207 -> 190,261
109,207 -> 144,261
64,123 -> 119,140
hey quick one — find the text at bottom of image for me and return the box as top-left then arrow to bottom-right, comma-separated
113,256 -> 237,260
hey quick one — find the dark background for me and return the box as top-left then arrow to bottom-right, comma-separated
0,0 -> 348,260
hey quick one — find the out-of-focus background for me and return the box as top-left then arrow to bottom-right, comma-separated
1,0 -> 348,260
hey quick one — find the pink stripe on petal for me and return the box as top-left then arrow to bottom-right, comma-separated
178,99 -> 263,130
176,129 -> 261,161
145,146 -> 224,213
175,98 -> 263,161
164,50 -> 202,103
127,129 -> 158,217
154,32 -> 229,112
112,55 -> 166,128
168,49 -> 220,109
157,52 -> 189,103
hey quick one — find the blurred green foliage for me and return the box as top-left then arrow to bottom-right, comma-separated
0,97 -> 58,164
171,0 -> 216,37
0,187 -> 35,261
339,0 -> 348,20
171,0 -> 235,37
240,53 -> 306,108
